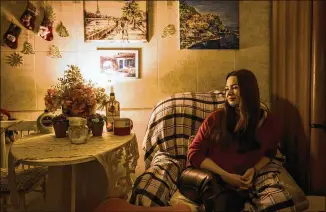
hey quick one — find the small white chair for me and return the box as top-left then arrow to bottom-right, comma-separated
0,120 -> 48,212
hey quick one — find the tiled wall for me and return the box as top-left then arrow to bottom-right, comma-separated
0,1 -> 270,176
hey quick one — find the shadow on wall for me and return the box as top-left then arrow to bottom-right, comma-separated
271,95 -> 310,194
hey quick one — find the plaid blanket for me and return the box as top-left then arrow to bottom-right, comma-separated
128,91 -> 307,211
143,91 -> 225,170
128,91 -> 225,206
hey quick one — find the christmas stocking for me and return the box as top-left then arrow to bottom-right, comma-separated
3,23 -> 21,49
20,1 -> 38,30
38,5 -> 55,41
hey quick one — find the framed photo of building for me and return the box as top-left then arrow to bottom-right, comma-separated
97,48 -> 139,79
179,1 -> 239,49
83,1 -> 148,43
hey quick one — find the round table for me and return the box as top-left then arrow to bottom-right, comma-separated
9,132 -> 139,212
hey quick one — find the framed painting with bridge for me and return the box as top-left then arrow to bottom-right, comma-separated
98,48 -> 139,79
83,1 -> 148,43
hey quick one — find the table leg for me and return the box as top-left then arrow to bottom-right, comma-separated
1,130 -> 7,168
71,164 -> 76,212
44,166 -> 71,211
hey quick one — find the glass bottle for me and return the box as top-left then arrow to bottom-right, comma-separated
37,109 -> 54,134
105,87 -> 120,132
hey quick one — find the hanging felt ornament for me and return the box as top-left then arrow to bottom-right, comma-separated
6,52 -> 23,67
20,1 -> 38,31
3,23 -> 21,49
162,24 -> 176,38
49,45 -> 62,58
161,2 -> 176,39
38,3 -> 55,41
56,21 -> 69,37
21,41 -> 35,54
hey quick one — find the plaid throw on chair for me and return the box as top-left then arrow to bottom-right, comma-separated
143,91 -> 225,170
129,91 -> 225,206
128,91 -> 308,211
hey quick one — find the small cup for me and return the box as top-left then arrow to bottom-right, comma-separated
113,118 -> 133,136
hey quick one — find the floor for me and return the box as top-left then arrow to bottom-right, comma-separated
2,193 -> 326,212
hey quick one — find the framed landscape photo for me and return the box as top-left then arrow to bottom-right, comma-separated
179,1 -> 239,49
98,49 -> 139,79
84,0 -> 148,43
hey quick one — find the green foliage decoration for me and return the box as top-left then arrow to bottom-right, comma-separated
56,21 -> 69,37
6,52 -> 23,67
21,41 -> 35,54
44,4 -> 56,22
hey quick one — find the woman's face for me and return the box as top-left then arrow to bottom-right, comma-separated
225,76 -> 240,107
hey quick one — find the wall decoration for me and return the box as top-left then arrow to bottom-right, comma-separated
21,41 -> 35,54
162,24 -> 176,38
49,45 -> 62,58
6,52 -> 23,67
179,1 -> 239,49
98,48 -> 139,79
84,0 -> 148,43
162,1 -> 176,39
20,1 -> 38,31
3,23 -> 21,49
56,21 -> 69,37
38,3 -> 55,41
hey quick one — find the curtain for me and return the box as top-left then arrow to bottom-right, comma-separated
270,1 -> 312,193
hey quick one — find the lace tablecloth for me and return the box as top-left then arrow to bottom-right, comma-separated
10,132 -> 139,198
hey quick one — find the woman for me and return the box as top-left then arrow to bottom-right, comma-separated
178,69 -> 294,212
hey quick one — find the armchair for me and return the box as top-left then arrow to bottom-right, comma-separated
128,91 -> 309,211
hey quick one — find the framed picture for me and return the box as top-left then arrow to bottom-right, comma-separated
83,1 -> 148,43
179,1 -> 239,49
98,48 -> 139,79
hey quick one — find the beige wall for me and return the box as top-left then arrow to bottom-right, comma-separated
0,1 -> 270,177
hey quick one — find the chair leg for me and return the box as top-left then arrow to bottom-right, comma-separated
42,177 -> 47,200
18,193 -> 26,212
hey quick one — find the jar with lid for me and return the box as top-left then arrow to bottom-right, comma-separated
68,117 -> 89,144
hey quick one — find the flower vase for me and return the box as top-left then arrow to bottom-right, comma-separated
53,121 -> 69,138
91,122 -> 104,137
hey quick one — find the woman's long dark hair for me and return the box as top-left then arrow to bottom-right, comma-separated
222,69 -> 261,153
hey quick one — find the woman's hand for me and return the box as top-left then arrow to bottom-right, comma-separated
221,172 -> 247,188
239,167 -> 256,190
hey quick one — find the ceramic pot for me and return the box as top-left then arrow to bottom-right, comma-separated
53,121 -> 69,138
91,122 -> 104,137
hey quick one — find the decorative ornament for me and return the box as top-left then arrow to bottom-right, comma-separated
6,52 -> 23,67
38,3 -> 55,41
162,24 -> 176,38
3,23 -> 21,49
56,21 -> 69,37
21,41 -> 35,54
49,45 -> 62,58
167,1 -> 173,9
20,1 -> 38,30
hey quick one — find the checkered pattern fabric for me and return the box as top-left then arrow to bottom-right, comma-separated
0,167 -> 48,193
244,160 -> 296,212
129,91 -> 306,211
128,152 -> 182,206
143,91 -> 225,170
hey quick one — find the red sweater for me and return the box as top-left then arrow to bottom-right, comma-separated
187,109 -> 282,175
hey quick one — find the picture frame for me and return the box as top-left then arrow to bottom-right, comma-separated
97,48 -> 140,79
179,1 -> 239,50
83,1 -> 148,43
